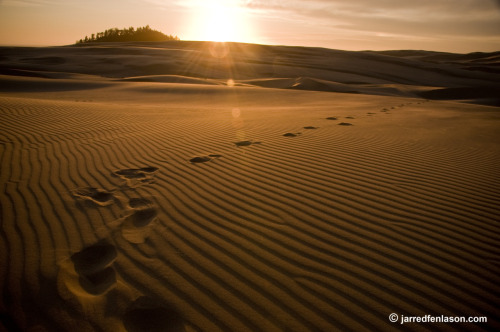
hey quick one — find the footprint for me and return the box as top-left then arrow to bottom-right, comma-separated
189,156 -> 211,163
128,198 -> 154,209
126,207 -> 158,228
113,167 -> 159,187
303,126 -> 318,129
283,132 -> 301,137
326,117 -> 338,120
70,242 -> 117,295
138,166 -> 158,173
123,296 -> 185,332
78,266 -> 117,295
71,243 -> 117,274
121,200 -> 159,244
338,122 -> 353,126
234,140 -> 253,147
114,167 -> 159,179
72,187 -> 115,206
189,154 -> 222,163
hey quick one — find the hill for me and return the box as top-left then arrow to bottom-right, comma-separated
75,25 -> 179,44
0,41 -> 499,106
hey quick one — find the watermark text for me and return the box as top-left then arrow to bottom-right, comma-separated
389,313 -> 487,325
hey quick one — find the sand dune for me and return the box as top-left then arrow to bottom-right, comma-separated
1,41 -> 500,331
1,41 -> 499,104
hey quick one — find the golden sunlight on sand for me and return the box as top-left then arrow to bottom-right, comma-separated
1,41 -> 499,331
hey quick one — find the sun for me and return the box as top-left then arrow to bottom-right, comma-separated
187,0 -> 256,43
203,2 -> 237,42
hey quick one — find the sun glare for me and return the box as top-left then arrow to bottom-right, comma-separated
187,0 -> 256,43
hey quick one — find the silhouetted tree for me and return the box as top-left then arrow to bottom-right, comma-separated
76,26 -> 180,44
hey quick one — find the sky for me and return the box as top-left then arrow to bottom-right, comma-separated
0,0 -> 499,53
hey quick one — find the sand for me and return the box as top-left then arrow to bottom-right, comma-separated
1,41 -> 499,331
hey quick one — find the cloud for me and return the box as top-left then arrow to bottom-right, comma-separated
245,0 -> 500,41
1,0 -> 57,6
238,0 -> 500,51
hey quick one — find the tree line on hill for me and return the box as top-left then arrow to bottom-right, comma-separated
76,25 -> 179,44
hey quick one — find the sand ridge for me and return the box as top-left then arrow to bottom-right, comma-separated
1,41 -> 499,105
1,42 -> 500,331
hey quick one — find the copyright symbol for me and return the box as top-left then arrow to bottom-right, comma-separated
389,313 -> 398,323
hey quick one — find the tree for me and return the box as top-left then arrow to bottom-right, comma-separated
76,26 -> 180,44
